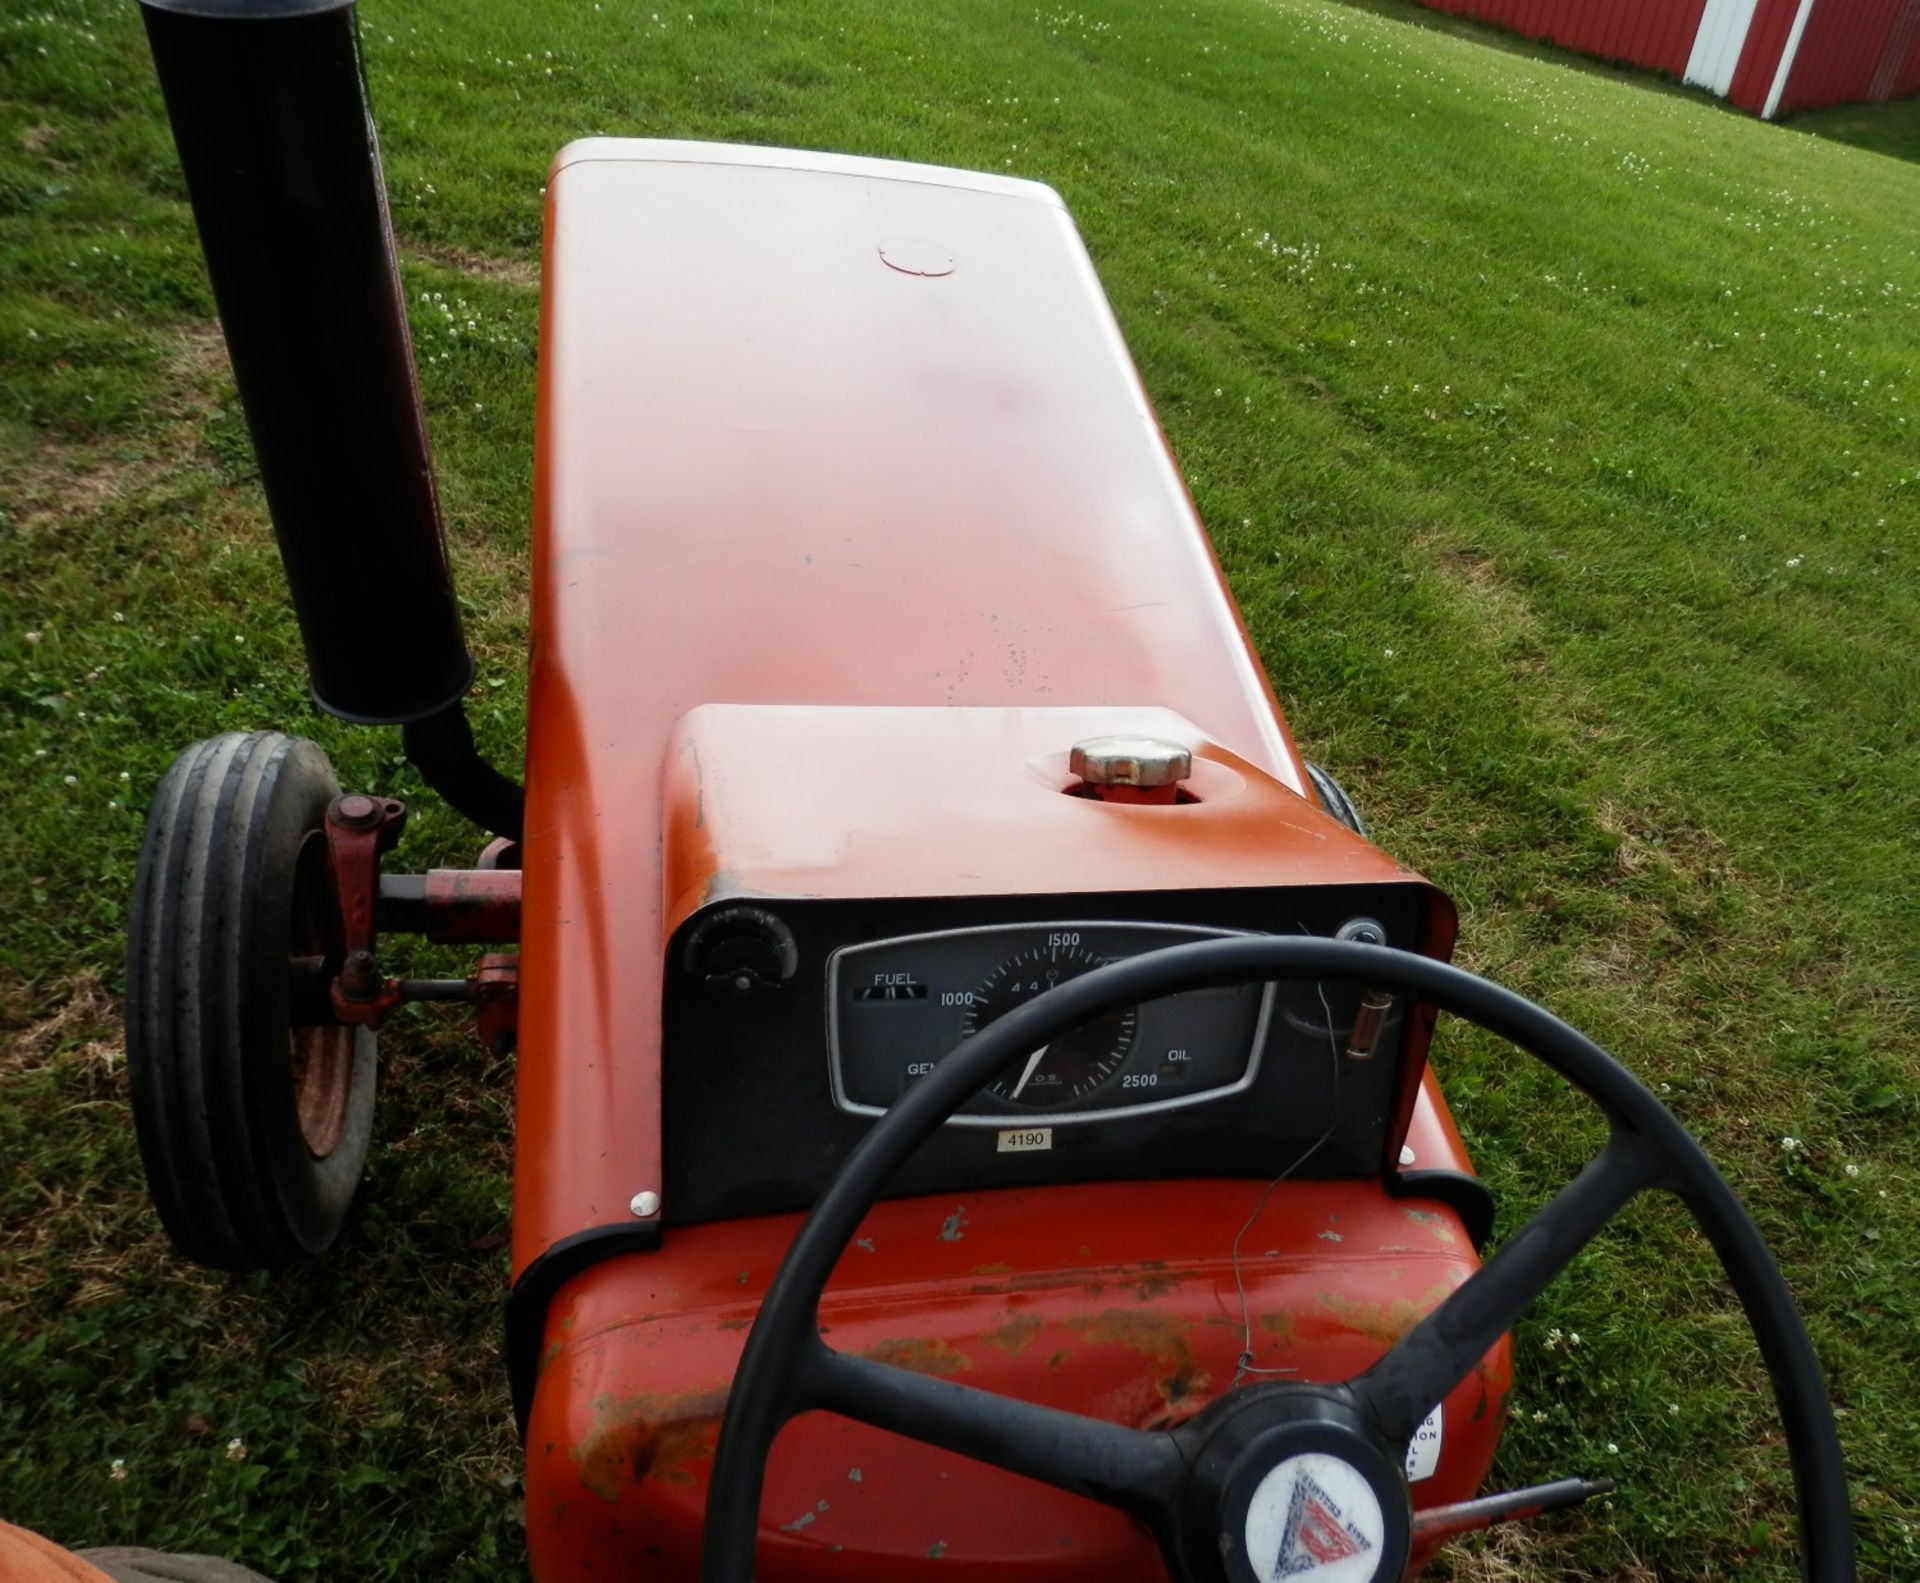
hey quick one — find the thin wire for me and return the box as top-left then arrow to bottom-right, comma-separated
1228,979 -> 1346,1388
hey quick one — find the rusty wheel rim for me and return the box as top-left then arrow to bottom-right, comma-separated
288,829 -> 353,1159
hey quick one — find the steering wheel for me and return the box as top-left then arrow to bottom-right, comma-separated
704,937 -> 1853,1582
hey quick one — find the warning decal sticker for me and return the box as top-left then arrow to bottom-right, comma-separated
1404,1405 -> 1443,1483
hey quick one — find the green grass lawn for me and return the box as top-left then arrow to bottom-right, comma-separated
3,0 -> 1916,1577
1790,96 -> 1920,165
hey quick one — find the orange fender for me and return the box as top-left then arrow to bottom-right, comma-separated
0,1521 -> 115,1583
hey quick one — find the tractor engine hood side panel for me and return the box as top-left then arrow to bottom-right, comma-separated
516,141 -> 1330,1276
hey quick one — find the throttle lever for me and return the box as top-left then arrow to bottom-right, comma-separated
1412,1475 -> 1616,1542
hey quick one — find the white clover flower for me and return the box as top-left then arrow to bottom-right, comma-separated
110,1458 -> 128,1481
24,631 -> 42,645
1844,1163 -> 1860,1178
226,1437 -> 248,1461
1606,1442 -> 1619,1455
1781,1135 -> 1800,1151
63,775 -> 77,787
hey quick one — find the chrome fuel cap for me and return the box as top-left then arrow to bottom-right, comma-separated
1068,734 -> 1193,788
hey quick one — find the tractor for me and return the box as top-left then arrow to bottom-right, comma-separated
81,1 -> 1856,1579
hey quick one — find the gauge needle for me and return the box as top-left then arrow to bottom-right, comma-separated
1009,1046 -> 1050,1100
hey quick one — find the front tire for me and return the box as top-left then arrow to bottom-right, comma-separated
126,731 -> 377,1271
1303,759 -> 1369,839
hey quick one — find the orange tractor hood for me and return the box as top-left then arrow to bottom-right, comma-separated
520,139 -> 1336,1271
516,140 -> 1492,1581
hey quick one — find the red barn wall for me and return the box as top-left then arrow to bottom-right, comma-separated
1726,0 -> 1809,110
1415,0 -> 1920,114
1774,0 -> 1920,113
1417,0 -> 1709,73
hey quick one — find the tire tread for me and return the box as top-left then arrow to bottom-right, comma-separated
125,731 -> 372,1272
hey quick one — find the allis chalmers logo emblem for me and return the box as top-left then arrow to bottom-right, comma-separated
1272,1469 -> 1374,1577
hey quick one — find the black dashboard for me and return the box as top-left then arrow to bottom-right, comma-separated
661,884 -> 1429,1226
831,922 -> 1276,1126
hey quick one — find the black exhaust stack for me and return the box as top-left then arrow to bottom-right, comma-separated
139,0 -> 523,841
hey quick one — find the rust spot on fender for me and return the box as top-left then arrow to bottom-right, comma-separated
1066,1308 -> 1193,1367
1401,1207 -> 1458,1244
1065,1309 -> 1211,1402
964,1266 -> 1190,1301
972,1262 -> 1013,1275
1257,1311 -> 1297,1345
858,1337 -> 972,1376
572,1384 -> 729,1502
1315,1282 -> 1455,1346
980,1312 -> 1044,1357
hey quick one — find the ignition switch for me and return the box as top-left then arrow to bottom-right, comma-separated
684,906 -> 799,1000
1334,916 -> 1396,1060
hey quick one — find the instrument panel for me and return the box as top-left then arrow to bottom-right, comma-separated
660,885 -> 1430,1226
829,923 -> 1273,1124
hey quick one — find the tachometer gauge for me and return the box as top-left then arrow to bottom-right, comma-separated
963,940 -> 1137,1107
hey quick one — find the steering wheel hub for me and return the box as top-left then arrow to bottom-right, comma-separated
1242,1457 -> 1388,1583
1178,1387 -> 1410,1583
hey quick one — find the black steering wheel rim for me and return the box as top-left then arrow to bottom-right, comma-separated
703,937 -> 1853,1582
